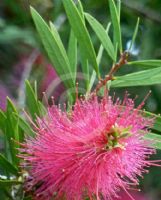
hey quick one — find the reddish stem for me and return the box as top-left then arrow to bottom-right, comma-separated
92,51 -> 129,95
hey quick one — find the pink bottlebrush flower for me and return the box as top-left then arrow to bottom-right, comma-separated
20,95 -> 159,200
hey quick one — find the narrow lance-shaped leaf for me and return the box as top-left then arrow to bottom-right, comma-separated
88,23 -> 111,92
117,0 -> 121,22
153,117 -> 161,132
85,13 -> 115,61
49,21 -> 75,91
34,81 -> 38,100
25,80 -> 40,120
128,60 -> 161,67
144,133 -> 161,150
25,80 -> 46,118
112,67 -> 161,87
97,22 -> 111,64
128,18 -> 140,51
80,50 -> 90,89
38,101 -> 47,117
5,98 -> 19,165
143,111 -> 161,133
77,2 -> 90,89
114,43 -> 118,62
67,30 -> 77,83
0,110 -> 6,132
13,113 -> 35,137
0,154 -> 18,175
77,0 -> 85,20
62,0 -> 100,77
109,0 -> 122,53
30,7 -> 74,89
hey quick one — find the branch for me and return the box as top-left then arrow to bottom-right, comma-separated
92,51 -> 128,96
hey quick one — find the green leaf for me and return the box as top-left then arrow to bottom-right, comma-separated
77,3 -> 90,89
85,13 -> 115,61
143,111 -> 161,132
0,179 -> 22,187
67,29 -> 77,84
128,18 -> 140,51
6,98 -> 19,165
116,0 -> 121,21
128,60 -> 161,67
0,110 -> 6,132
0,154 -> 18,175
62,0 -> 100,77
49,21 -> 75,85
112,67 -> 161,87
144,133 -> 161,150
154,117 -> 161,132
88,23 -> 111,92
77,0 -> 85,20
13,114 -> 35,137
30,7 -> 74,89
0,188 -> 9,200
88,43 -> 104,93
25,80 -> 40,120
114,42 -> 118,62
80,49 -> 90,89
109,0 -> 122,53
49,21 -> 69,63
37,101 -> 47,117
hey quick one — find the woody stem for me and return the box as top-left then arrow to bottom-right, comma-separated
93,51 -> 129,95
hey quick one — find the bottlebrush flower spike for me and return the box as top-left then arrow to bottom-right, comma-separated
20,94 -> 159,200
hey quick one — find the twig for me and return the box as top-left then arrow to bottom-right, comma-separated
92,51 -> 129,96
